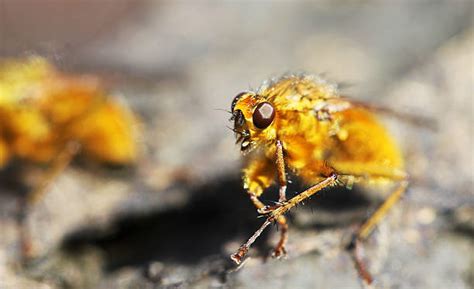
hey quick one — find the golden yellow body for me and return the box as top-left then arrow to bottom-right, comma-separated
230,74 -> 408,285
0,57 -> 139,168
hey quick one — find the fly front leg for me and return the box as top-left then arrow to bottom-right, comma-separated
231,141 -> 289,263
259,149 -> 337,258
272,140 -> 288,258
252,140 -> 289,258
231,191 -> 288,264
232,173 -> 339,264
249,156 -> 288,258
276,140 -> 287,203
259,140 -> 288,213
265,173 -> 339,220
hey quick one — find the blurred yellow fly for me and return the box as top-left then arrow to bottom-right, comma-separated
0,57 -> 138,170
0,57 -> 139,258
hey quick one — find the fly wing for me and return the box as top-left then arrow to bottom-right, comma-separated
332,97 -> 437,130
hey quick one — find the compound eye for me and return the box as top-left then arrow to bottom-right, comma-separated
231,92 -> 247,112
252,102 -> 275,129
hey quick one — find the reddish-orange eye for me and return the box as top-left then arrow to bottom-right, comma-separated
253,102 -> 275,129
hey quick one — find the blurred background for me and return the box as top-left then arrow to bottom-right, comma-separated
0,1 -> 472,288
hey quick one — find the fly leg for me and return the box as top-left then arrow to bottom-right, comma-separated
27,142 -> 81,204
19,141 -> 81,261
355,180 -> 408,241
231,191 -> 289,264
231,140 -> 289,263
348,180 -> 408,286
230,216 -> 272,265
275,140 -> 287,203
272,140 -> 288,258
245,160 -> 408,286
263,173 -> 339,220
232,174 -> 338,264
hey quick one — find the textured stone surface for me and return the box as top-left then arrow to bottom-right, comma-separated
0,1 -> 473,289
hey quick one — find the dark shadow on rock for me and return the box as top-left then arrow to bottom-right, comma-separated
442,208 -> 474,239
61,174 -> 373,273
0,162 -> 30,197
62,175 -> 270,272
